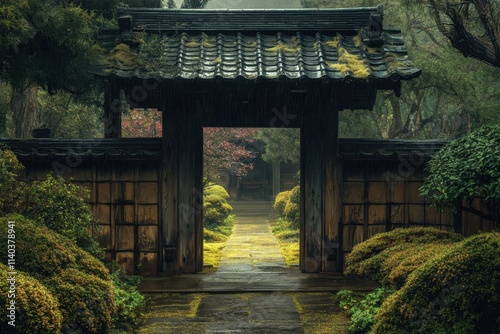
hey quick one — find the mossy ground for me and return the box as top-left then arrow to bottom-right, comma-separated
271,217 -> 300,266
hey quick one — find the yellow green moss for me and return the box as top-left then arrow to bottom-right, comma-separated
327,47 -> 370,79
103,43 -> 140,67
322,35 -> 342,48
213,56 -> 222,64
203,241 -> 226,269
353,34 -> 363,48
266,38 -> 301,53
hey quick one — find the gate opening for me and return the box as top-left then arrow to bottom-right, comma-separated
202,127 -> 300,272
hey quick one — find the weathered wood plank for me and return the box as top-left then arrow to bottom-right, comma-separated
323,90 -> 341,272
138,205 -> 158,225
161,92 -> 179,275
178,100 -> 200,273
368,205 -> 386,225
343,182 -> 364,204
301,86 -> 324,273
407,204 -> 425,225
138,226 -> 158,251
137,182 -> 158,204
114,204 -> 134,224
405,182 -> 425,203
344,205 -> 364,225
116,225 -> 135,250
368,182 -> 387,203
139,252 -> 158,276
342,224 -> 364,252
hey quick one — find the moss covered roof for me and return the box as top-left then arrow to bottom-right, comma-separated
96,6 -> 420,83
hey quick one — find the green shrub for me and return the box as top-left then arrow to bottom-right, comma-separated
345,227 -> 462,285
373,232 -> 500,334
273,190 -> 291,215
204,184 -> 230,200
420,125 -> 500,225
0,264 -> 63,334
338,287 -> 395,334
203,194 -> 233,229
0,147 -> 25,214
45,268 -> 115,334
272,217 -> 299,241
283,186 -> 300,228
25,173 -> 103,259
0,215 -> 109,281
111,267 -> 146,332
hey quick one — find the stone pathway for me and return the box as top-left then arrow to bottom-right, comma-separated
138,201 -> 367,333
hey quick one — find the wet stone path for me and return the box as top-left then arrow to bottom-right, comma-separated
139,201 -> 351,333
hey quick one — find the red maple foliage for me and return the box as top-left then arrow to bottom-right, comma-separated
203,127 -> 258,182
122,109 -> 162,138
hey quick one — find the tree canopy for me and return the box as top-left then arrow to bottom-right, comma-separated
420,125 -> 500,225
257,128 -> 300,164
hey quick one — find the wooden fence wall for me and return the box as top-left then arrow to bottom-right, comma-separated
341,159 -> 498,267
22,158 -> 161,276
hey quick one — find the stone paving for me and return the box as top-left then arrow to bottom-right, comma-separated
138,201 -> 370,333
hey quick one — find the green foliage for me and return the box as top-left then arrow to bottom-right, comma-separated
257,128 -> 300,164
203,185 -> 234,241
0,146 -> 24,214
0,264 -> 63,334
110,267 -> 146,332
45,268 -> 115,334
273,190 -> 291,216
271,217 -> 299,241
37,90 -> 103,138
373,232 -> 500,334
25,173 -> 103,258
205,184 -> 230,200
337,287 -> 395,334
421,125 -> 500,223
0,215 -> 109,281
284,186 -> 300,229
0,215 -> 115,333
345,227 -> 462,286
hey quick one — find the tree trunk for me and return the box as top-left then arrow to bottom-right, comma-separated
11,84 -> 38,138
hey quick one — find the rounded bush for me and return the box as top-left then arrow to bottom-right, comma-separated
0,215 -> 109,281
273,190 -> 291,215
45,268 -> 115,334
284,201 -> 300,229
0,264 -> 62,334
345,227 -> 462,283
203,194 -> 233,229
373,232 -> 500,334
0,147 -> 25,214
204,184 -> 230,199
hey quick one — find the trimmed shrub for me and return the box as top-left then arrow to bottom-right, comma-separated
284,186 -> 300,228
0,264 -> 63,334
204,184 -> 230,200
373,232 -> 500,334
273,190 -> 291,216
0,215 -> 109,281
345,227 -> 462,285
45,268 -> 115,334
203,194 -> 233,230
0,147 -> 25,214
25,173 -> 103,259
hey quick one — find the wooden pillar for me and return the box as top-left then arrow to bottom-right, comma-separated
161,86 -> 203,274
177,96 -> 203,273
161,89 -> 179,275
103,81 -> 122,138
300,86 -> 325,273
323,88 -> 342,272
300,84 -> 342,273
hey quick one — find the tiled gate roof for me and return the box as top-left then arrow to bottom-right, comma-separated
97,5 -> 420,83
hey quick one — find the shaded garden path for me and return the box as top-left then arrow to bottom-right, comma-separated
139,201 -> 373,333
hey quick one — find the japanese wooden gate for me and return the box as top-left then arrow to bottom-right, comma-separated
97,5 -> 421,275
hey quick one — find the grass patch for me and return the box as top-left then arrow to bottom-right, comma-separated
271,217 -> 299,267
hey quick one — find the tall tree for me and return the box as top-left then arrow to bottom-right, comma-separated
1,0 -> 100,137
257,128 -> 300,164
402,0 -> 500,68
